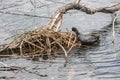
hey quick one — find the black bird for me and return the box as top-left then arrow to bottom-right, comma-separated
72,27 -> 99,45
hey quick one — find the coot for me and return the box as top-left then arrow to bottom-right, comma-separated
72,27 -> 99,45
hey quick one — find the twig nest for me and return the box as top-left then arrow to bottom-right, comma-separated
0,29 -> 81,59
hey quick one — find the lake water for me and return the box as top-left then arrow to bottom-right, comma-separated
0,0 -> 120,80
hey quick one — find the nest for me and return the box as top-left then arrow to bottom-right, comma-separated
0,29 -> 81,59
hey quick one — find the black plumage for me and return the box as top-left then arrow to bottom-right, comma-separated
72,27 -> 99,45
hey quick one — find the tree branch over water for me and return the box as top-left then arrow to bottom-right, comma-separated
48,0 -> 120,31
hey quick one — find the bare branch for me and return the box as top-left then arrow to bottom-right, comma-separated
74,0 -> 81,4
47,2 -> 120,31
96,3 -> 120,13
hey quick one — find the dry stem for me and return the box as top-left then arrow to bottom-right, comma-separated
0,29 -> 80,59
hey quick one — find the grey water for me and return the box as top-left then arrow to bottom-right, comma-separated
0,0 -> 120,80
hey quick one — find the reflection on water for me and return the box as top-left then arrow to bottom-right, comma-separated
0,0 -> 120,80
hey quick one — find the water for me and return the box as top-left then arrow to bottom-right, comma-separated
0,0 -> 120,80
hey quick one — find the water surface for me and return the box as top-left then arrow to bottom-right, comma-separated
0,0 -> 120,80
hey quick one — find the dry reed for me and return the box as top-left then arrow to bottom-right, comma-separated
0,28 -> 81,59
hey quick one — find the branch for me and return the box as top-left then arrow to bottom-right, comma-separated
58,3 -> 120,14
47,2 -> 120,31
74,0 -> 81,4
112,13 -> 119,43
96,3 -> 120,13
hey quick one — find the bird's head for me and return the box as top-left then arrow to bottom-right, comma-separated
72,27 -> 81,35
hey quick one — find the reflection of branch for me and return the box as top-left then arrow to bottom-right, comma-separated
0,5 -> 20,10
24,67 -> 47,77
0,11 -> 53,19
0,62 -> 8,67
46,0 -> 66,4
